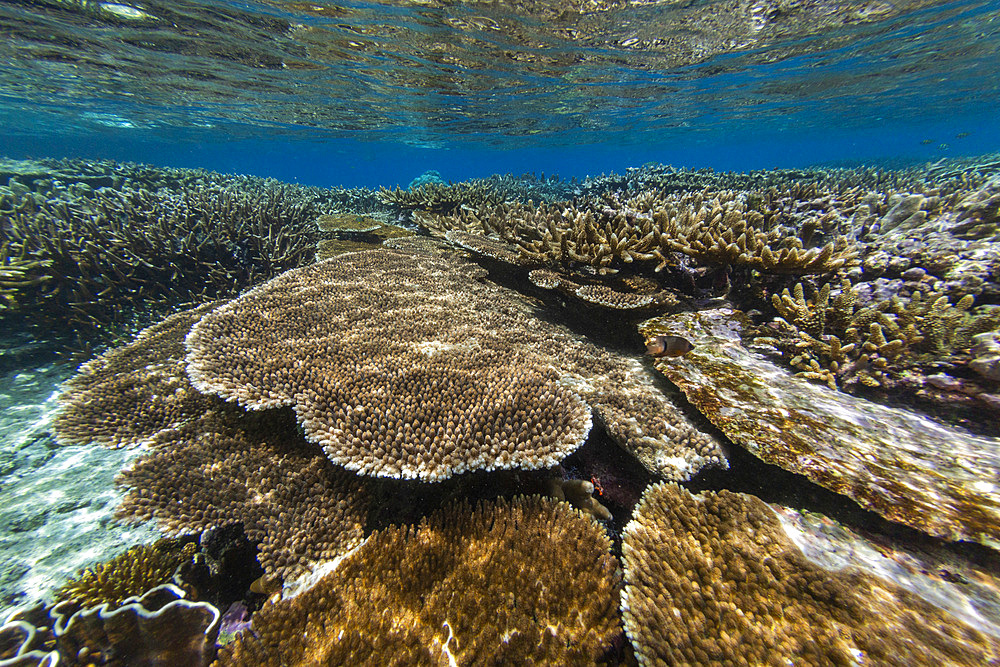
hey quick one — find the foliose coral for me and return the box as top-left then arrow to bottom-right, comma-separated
1,584 -> 219,667
217,496 -> 620,666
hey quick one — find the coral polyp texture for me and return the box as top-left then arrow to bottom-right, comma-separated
54,539 -> 196,610
186,244 -> 725,481
116,408 -> 369,580
52,302 -> 221,448
640,308 -> 1000,547
621,483 -> 1000,666
52,303 -> 370,580
216,496 -> 620,666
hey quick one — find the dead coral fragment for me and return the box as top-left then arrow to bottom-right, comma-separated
622,483 -> 1000,666
217,496 -> 620,666
54,539 -> 196,611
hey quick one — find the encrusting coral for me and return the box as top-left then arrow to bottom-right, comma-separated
621,482 -> 1000,666
54,539 -> 196,611
216,496 -> 620,666
186,243 -> 725,482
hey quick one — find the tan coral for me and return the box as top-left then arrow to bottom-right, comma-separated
216,496 -> 620,666
185,246 -> 725,482
622,482 -> 1000,666
52,303 -> 222,448
116,408 -> 369,581
54,539 -> 196,611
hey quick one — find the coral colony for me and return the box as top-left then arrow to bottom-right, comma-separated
2,157 -> 1000,664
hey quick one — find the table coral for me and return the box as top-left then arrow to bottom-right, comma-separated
52,302 -> 221,448
116,408 -> 369,581
216,496 -> 620,666
621,482 -> 1000,666
186,243 -> 724,481
641,307 -> 1000,547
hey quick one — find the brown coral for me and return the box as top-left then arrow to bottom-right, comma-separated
185,244 -> 724,482
52,302 -> 221,448
622,482 -> 1000,666
216,496 -> 620,666
54,539 -> 196,611
116,408 -> 369,580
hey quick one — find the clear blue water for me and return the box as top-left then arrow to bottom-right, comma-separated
0,0 -> 998,185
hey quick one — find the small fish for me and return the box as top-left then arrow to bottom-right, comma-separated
956,132 -> 970,139
921,139 -> 933,145
645,334 -> 693,358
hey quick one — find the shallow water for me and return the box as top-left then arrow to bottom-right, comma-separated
2,0 -> 1000,665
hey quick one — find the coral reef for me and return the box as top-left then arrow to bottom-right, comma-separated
641,307 -> 1000,547
54,539 -> 196,611
0,159 -> 355,345
216,496 -> 620,666
758,278 -> 1000,390
52,303 -> 221,448
186,247 -> 593,481
1,584 -> 219,667
186,243 -> 724,481
621,482 -> 1000,666
116,408 -> 370,581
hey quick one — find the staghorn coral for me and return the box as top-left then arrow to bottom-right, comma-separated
0,163 -> 336,345
758,277 -> 1000,389
52,302 -> 222,448
621,482 -> 1000,666
54,539 -> 196,611
185,244 -> 725,482
116,408 -> 369,581
216,496 -> 620,666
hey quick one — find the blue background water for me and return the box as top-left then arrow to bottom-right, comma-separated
0,0 -> 998,187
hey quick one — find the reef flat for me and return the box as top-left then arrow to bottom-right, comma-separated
2,155 -> 1000,665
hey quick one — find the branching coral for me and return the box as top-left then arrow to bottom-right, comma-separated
757,278 -> 1000,389
622,483 -> 1000,666
216,496 -> 620,666
54,539 -> 196,611
0,169 -> 332,344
